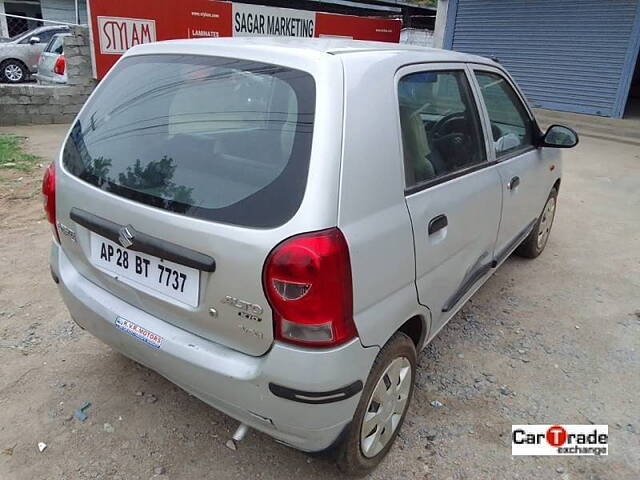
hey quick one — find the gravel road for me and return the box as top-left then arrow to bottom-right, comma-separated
1,124 -> 638,479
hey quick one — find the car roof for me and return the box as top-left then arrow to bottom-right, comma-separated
32,25 -> 70,33
131,37 -> 497,66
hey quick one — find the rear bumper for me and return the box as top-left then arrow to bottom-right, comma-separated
51,244 -> 378,452
34,72 -> 67,84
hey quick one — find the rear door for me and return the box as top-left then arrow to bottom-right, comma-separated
398,64 -> 502,334
56,53 -> 318,356
470,67 -> 547,263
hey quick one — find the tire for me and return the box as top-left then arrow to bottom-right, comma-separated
515,187 -> 558,259
1,59 -> 28,83
336,332 -> 416,477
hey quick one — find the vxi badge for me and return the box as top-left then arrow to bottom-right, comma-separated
512,425 -> 608,456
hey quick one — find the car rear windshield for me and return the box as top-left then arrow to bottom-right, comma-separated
63,54 -> 315,228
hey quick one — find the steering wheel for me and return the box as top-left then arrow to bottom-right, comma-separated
429,112 -> 472,172
430,112 -> 467,140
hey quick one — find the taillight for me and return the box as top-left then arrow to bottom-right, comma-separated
54,55 -> 65,75
263,228 -> 357,348
42,163 -> 59,243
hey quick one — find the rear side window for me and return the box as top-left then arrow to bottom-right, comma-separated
63,55 -> 315,228
46,35 -> 64,54
398,70 -> 486,188
474,71 -> 534,158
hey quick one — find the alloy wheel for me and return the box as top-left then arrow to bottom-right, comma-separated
4,63 -> 23,82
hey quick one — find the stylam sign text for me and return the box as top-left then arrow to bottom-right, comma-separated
98,16 -> 157,54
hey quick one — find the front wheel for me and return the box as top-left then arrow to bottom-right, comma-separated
516,187 -> 558,258
1,60 -> 28,83
336,332 -> 416,477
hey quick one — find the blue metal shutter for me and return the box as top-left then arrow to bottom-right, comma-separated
447,0 -> 640,117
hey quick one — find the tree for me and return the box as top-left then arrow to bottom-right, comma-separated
405,0 -> 437,7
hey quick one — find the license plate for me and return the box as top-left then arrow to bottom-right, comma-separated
90,233 -> 199,307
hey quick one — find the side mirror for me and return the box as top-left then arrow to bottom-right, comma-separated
540,124 -> 579,148
29,36 -> 41,44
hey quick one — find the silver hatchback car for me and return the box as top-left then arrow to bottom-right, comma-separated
46,38 -> 577,475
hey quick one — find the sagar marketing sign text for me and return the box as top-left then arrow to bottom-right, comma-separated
88,0 -> 401,79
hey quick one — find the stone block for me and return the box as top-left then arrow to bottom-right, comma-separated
62,104 -> 81,114
53,113 -> 76,124
2,104 -> 26,115
31,114 -> 54,124
67,55 -> 89,67
64,46 -> 80,56
40,104 -> 63,115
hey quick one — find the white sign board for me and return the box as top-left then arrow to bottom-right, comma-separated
232,4 -> 315,37
97,16 -> 157,54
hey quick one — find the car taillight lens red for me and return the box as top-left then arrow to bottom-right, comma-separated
263,228 -> 357,348
54,55 -> 65,75
42,163 -> 59,242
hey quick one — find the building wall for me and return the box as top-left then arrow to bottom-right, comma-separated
442,0 -> 640,118
2,0 -> 44,36
400,28 -> 433,47
41,0 -> 87,24
0,2 -> 8,38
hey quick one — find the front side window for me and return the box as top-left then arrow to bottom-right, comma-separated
63,54 -> 315,228
398,70 -> 487,188
23,28 -> 62,44
474,71 -> 534,158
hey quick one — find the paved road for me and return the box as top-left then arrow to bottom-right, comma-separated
0,125 -> 638,479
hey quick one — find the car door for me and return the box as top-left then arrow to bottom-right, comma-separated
469,66 -> 549,264
21,28 -> 56,71
397,64 -> 502,335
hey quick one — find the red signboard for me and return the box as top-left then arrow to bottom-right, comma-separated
87,0 -> 401,79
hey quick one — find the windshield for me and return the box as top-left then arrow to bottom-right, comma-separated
11,28 -> 40,43
63,54 -> 316,228
45,34 -> 65,53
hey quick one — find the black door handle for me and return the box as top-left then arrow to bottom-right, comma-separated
508,176 -> 520,190
428,214 -> 448,235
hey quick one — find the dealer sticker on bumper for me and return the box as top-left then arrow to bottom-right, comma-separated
115,317 -> 163,349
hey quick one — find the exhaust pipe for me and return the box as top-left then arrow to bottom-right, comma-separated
226,423 -> 249,450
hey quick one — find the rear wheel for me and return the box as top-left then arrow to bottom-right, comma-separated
1,60 -> 28,83
515,187 -> 558,258
336,332 -> 416,477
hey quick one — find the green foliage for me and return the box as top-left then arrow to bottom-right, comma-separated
405,0 -> 438,6
0,134 -> 41,172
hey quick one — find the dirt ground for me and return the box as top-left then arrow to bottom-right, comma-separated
0,124 -> 638,480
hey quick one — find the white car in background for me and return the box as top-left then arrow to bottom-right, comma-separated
35,33 -> 70,84
0,25 -> 69,83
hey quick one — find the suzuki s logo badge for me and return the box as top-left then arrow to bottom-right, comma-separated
118,225 -> 135,248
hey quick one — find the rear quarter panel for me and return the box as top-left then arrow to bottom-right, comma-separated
338,51 -> 430,349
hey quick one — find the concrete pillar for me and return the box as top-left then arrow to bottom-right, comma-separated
433,0 -> 450,49
0,2 -> 10,38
